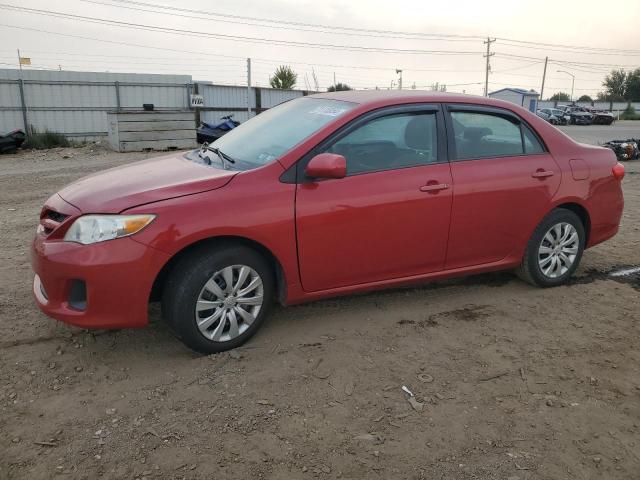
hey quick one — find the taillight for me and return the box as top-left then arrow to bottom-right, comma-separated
612,162 -> 625,180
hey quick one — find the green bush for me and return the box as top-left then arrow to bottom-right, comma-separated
620,106 -> 640,120
25,130 -> 70,149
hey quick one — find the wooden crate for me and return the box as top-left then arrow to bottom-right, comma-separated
107,111 -> 197,152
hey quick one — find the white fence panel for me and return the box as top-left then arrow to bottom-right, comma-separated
200,85 -> 255,110
0,69 -> 311,137
28,110 -> 108,137
119,84 -> 187,109
201,110 -> 251,124
25,83 -> 116,109
0,82 -> 21,108
537,101 -> 554,109
0,109 -> 23,131
260,88 -> 303,108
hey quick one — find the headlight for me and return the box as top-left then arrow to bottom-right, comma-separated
64,214 -> 155,245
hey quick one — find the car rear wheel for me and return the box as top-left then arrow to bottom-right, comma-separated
517,208 -> 585,287
162,244 -> 274,354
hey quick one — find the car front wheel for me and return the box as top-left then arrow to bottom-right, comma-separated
517,208 -> 585,287
162,244 -> 274,354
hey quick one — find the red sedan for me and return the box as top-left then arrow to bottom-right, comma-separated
32,91 -> 625,354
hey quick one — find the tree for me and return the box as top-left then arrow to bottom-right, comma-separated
327,82 -> 352,92
548,92 -> 570,102
596,91 -> 615,102
602,69 -> 627,101
577,95 -> 593,103
625,68 -> 640,101
269,66 -> 297,90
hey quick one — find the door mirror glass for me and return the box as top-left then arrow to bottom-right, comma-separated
305,153 -> 347,179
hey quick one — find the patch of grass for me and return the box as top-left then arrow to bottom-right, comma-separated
24,130 -> 70,149
620,105 -> 640,120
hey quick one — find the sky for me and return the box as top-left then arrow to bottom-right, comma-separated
1,0 -> 639,98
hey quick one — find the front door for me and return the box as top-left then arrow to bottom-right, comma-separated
444,106 -> 561,270
295,107 -> 453,292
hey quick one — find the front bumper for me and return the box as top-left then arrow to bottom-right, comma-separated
31,234 -> 170,329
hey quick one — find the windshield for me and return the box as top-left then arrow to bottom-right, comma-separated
187,97 -> 356,170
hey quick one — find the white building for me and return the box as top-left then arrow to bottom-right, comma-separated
488,88 -> 540,112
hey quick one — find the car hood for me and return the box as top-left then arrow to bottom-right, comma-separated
58,151 -> 237,213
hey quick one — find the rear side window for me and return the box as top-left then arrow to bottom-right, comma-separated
326,112 -> 438,175
451,112 -> 523,159
523,125 -> 544,154
450,111 -> 546,160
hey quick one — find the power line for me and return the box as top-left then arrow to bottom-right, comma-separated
0,4 -> 483,55
81,0 -> 481,44
81,0 -> 485,41
80,0 -> 640,57
495,37 -> 640,56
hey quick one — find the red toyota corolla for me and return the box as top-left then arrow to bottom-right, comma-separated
32,91 -> 625,353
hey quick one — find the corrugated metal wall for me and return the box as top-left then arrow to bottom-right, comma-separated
0,69 -> 310,140
261,88 -> 304,108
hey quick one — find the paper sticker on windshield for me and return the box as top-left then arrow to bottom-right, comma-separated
309,106 -> 348,117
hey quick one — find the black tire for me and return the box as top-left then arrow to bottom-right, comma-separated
517,208 -> 585,287
162,244 -> 275,354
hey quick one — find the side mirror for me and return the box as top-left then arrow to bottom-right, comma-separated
305,153 -> 347,180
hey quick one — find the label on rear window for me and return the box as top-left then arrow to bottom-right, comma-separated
308,105 -> 348,117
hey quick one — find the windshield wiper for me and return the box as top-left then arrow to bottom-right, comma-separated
200,143 -> 236,169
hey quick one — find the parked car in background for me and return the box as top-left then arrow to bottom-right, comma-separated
537,108 -> 570,125
32,91 -> 625,354
583,106 -> 615,125
557,105 -> 594,125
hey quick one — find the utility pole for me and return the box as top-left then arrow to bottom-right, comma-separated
540,56 -> 548,101
333,71 -> 336,89
483,37 -> 495,97
246,58 -> 251,118
16,49 -> 29,135
396,69 -> 403,90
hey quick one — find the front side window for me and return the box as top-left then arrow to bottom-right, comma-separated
450,110 -> 545,160
326,112 -> 438,175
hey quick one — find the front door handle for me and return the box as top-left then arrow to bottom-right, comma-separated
532,169 -> 554,179
420,183 -> 450,193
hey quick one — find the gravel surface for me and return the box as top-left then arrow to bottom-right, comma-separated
558,120 -> 640,146
1,140 -> 639,480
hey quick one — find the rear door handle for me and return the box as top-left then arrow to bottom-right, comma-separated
420,183 -> 449,193
532,169 -> 554,179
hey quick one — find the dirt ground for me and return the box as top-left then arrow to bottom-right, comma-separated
1,139 -> 639,480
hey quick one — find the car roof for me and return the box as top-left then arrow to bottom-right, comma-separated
309,89 -> 523,109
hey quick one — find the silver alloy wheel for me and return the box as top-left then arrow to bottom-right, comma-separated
538,222 -> 579,279
195,265 -> 264,342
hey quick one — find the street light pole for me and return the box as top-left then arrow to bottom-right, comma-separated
396,69 -> 403,90
557,70 -> 575,102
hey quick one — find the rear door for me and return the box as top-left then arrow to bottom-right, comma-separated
444,105 -> 561,269
295,105 -> 453,292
